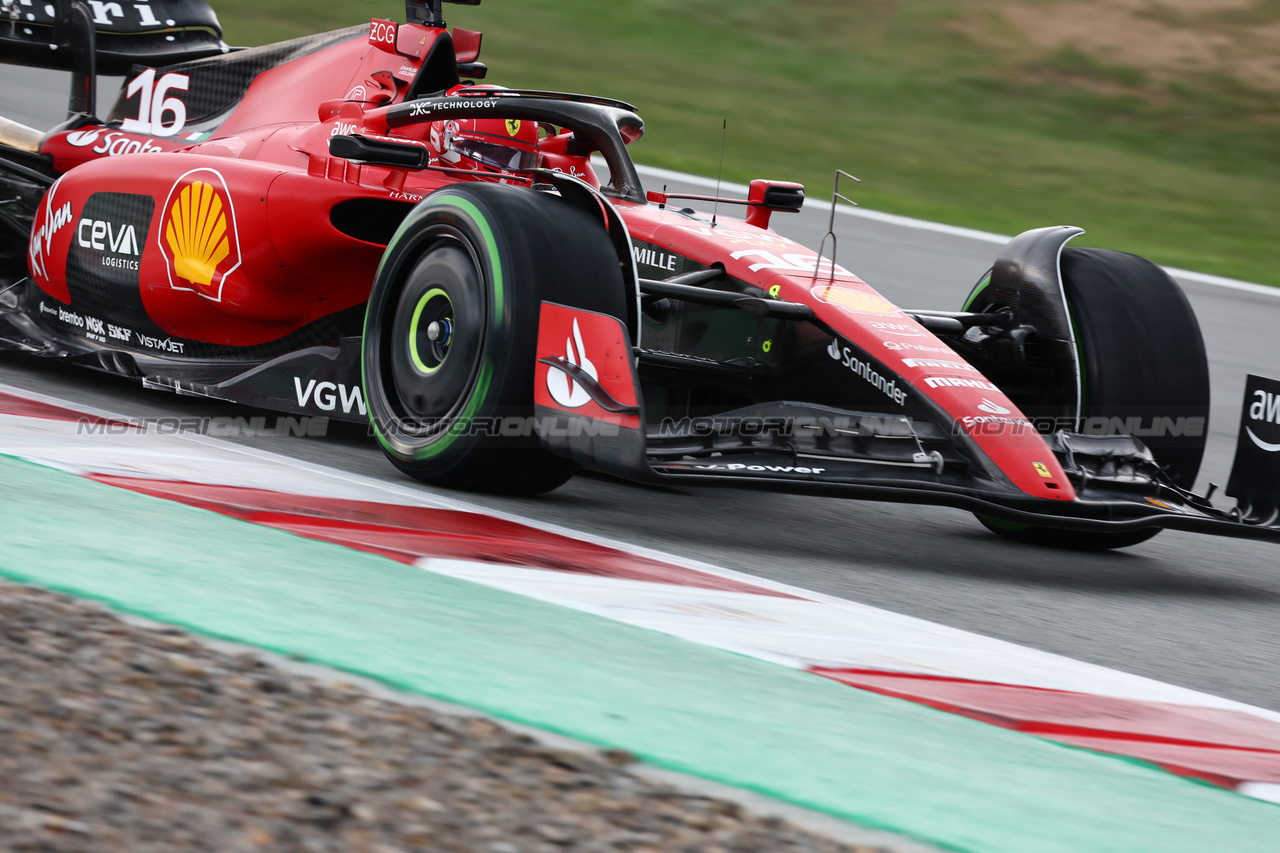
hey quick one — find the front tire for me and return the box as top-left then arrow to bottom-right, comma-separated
974,246 -> 1209,549
362,183 -> 628,495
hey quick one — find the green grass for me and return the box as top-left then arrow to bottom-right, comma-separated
212,0 -> 1280,285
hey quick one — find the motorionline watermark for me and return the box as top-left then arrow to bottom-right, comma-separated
368,415 -> 624,439
78,416 -> 331,438
952,415 -> 1207,439
657,415 -> 910,439
73,412 -> 1210,441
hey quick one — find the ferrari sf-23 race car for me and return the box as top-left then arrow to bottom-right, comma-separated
2,0 -> 1279,550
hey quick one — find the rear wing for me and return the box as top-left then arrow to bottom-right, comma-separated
1,0 -> 229,119
0,0 -> 227,74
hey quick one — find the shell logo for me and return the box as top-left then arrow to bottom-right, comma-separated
157,168 -> 242,302
811,284 -> 898,316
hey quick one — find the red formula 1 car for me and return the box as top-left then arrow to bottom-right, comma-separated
2,0 -> 1278,549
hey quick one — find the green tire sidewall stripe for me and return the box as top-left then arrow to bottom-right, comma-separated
366,193 -> 506,462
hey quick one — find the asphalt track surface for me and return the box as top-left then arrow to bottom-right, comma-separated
5,66 -> 1280,712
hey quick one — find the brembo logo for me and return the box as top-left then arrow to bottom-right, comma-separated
547,319 -> 597,409
1247,389 -> 1280,452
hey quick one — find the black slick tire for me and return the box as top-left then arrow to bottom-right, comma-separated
362,182 -> 628,495
977,247 -> 1210,550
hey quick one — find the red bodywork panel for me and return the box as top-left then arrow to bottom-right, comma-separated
534,302 -> 641,432
616,203 -> 1074,501
27,17 -> 1071,501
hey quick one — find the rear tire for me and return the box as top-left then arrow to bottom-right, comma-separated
974,246 -> 1209,549
362,183 -> 628,495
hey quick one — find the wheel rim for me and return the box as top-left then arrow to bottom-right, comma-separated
386,232 -> 486,435
408,288 -> 453,374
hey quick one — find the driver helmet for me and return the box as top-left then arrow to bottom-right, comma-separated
429,104 -> 539,178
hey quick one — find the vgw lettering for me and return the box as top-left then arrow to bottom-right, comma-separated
294,377 -> 366,416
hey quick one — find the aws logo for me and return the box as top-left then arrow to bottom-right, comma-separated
1247,388 -> 1280,452
157,168 -> 241,302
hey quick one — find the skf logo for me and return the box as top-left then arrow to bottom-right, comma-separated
505,119 -> 522,137
1032,462 -> 1053,479
158,169 -> 242,302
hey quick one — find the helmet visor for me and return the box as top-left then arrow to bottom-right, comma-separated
454,138 -> 537,171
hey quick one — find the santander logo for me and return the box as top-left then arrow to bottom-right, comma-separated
977,398 -> 1012,415
66,129 -> 102,147
547,318 -> 598,408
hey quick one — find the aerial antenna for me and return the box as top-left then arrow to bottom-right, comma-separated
814,169 -> 861,280
712,119 -> 726,227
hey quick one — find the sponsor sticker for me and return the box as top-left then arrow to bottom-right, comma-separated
28,178 -> 72,286
827,339 -> 908,406
64,129 -> 170,157
369,18 -> 398,50
870,321 -> 924,338
665,463 -> 827,475
884,341 -> 952,353
812,284 -> 898,316
1227,374 -> 1280,509
409,98 -> 499,118
136,333 -> 186,354
901,357 -> 976,372
631,244 -> 680,273
157,169 -> 242,302
923,375 -> 1001,392
546,318 -> 598,409
77,217 -> 141,269
295,377 -> 367,416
